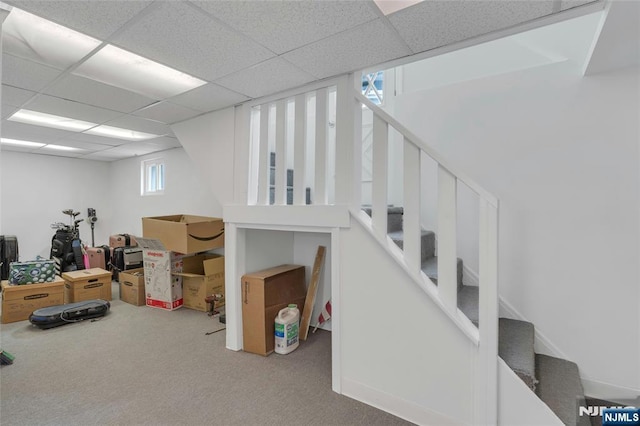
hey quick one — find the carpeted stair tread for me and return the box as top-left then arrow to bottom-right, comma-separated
362,206 -> 404,233
389,230 -> 436,262
457,285 -> 479,325
535,354 -> 590,426
421,256 -> 464,291
499,318 -> 537,391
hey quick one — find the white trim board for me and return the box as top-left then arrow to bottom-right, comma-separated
462,264 -> 479,287
341,378 -> 467,426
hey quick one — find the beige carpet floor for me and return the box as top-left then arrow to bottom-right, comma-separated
0,282 -> 413,426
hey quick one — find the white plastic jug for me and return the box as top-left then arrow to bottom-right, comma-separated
274,304 -> 300,354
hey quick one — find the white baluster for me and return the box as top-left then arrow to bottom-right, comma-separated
437,165 -> 457,313
371,114 -> 388,240
403,139 -> 421,275
257,104 -> 270,205
293,93 -> 307,205
315,88 -> 328,205
274,99 -> 286,205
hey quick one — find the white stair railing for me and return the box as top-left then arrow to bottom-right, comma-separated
352,88 -> 499,426
247,79 -> 339,207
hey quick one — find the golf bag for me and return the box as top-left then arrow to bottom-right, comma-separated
50,210 -> 85,274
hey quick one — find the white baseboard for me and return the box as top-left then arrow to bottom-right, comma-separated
581,378 -> 640,403
462,264 -> 479,287
498,296 -> 639,402
498,296 -> 570,360
341,377 -> 468,426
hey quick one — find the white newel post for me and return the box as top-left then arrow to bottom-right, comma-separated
477,199 -> 499,425
335,74 -> 357,209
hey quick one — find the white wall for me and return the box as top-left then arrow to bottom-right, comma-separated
394,61 -> 640,391
0,151 -> 112,259
171,107 -> 236,207
340,218 -> 474,425
108,147 -> 221,239
0,147 -> 221,261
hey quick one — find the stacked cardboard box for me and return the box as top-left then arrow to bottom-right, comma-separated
62,268 -> 112,303
1,277 -> 65,323
241,265 -> 306,356
118,268 -> 145,306
178,254 -> 225,312
139,215 -> 224,311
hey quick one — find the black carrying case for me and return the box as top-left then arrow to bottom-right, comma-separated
29,300 -> 110,329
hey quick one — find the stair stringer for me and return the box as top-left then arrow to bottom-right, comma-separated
498,359 -> 564,425
339,215 -> 478,425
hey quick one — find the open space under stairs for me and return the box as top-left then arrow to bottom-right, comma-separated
369,207 -> 591,426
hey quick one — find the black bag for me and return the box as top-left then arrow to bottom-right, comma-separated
1,235 -> 19,280
29,300 -> 110,329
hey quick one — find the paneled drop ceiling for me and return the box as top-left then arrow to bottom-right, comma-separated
1,0 -> 601,162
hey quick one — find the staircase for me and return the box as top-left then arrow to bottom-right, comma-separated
376,206 -> 591,426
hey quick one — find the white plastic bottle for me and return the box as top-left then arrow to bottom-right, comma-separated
274,304 -> 300,354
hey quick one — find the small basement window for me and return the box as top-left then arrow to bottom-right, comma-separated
141,158 -> 165,196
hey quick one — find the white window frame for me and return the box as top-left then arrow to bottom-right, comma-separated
141,158 -> 165,196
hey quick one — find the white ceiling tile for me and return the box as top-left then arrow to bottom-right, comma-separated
2,105 -> 19,119
132,101 -> 202,124
67,132 -> 129,147
30,147 -> 85,159
102,115 -> 173,137
215,57 -> 316,99
168,83 -> 249,112
0,144 -> 38,154
2,53 -> 61,92
81,151 -> 126,161
25,94 -> 123,124
1,120 -> 82,143
47,139 -> 115,152
2,85 -> 37,107
97,143 -> 157,157
5,0 -> 155,40
560,0 -> 599,10
45,74 -> 157,114
192,0 -> 379,54
387,0 -> 556,54
283,19 -> 412,79
112,1 -> 275,82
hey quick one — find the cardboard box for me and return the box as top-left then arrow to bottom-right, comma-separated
62,268 -> 112,303
241,264 -> 306,356
119,268 -> 145,306
142,215 -> 224,254
1,277 -> 65,323
177,254 -> 225,312
142,248 -> 184,311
